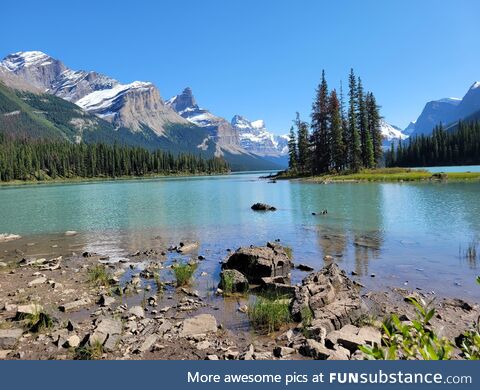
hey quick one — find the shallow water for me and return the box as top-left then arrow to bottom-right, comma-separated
1,171 -> 479,301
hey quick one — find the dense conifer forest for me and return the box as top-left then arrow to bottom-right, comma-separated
0,135 -> 229,182
288,69 -> 383,175
385,121 -> 480,167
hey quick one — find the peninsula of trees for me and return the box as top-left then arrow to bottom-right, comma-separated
0,135 -> 229,182
288,69 -> 383,175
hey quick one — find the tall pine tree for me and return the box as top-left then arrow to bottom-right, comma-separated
329,89 -> 345,172
366,92 -> 383,166
311,70 -> 330,173
288,126 -> 298,171
295,112 -> 310,173
348,69 -> 362,171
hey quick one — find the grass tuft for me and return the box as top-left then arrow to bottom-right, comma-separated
74,340 -> 104,360
87,264 -> 111,287
248,293 -> 292,333
173,263 -> 197,287
20,308 -> 54,333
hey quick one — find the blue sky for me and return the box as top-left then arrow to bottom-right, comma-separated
1,0 -> 479,133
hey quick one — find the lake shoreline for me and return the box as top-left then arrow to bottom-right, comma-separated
0,171 -> 232,188
0,234 -> 478,360
271,167 -> 480,183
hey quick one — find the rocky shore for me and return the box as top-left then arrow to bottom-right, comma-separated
0,236 -> 478,360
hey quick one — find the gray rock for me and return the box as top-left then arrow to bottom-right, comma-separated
273,346 -> 295,358
90,317 -> 123,352
206,354 -> 219,360
16,303 -> 43,316
135,335 -> 158,354
128,305 -> 145,319
0,328 -> 23,349
177,242 -> 199,253
59,298 -> 91,312
291,263 -> 366,332
222,242 -> 293,283
219,269 -> 249,292
251,203 -> 276,211
98,295 -> 116,307
28,276 -> 47,286
180,314 -> 217,337
63,334 -> 80,348
296,264 -> 314,272
299,339 -> 331,360
326,325 -> 381,353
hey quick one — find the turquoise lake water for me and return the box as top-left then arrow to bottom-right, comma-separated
0,172 -> 479,300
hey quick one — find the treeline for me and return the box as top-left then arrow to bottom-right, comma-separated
288,69 -> 383,175
385,121 -> 480,167
0,135 -> 229,182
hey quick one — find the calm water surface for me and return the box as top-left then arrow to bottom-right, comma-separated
1,171 -> 479,300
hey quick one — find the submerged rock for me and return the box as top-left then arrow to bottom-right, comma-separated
251,203 -> 276,211
180,314 -> 217,337
0,233 -> 21,243
222,242 -> 293,284
177,242 -> 199,253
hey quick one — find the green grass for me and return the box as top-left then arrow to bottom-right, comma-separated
172,263 -> 197,287
87,264 -> 111,287
277,168 -> 480,183
284,246 -> 293,259
74,340 -> 104,360
248,294 -> 292,333
221,271 -> 235,295
18,306 -> 54,333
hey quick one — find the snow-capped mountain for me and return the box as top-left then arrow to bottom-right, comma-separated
166,88 -> 241,150
406,82 -> 480,136
380,119 -> 409,146
0,51 -> 188,136
231,115 -> 289,157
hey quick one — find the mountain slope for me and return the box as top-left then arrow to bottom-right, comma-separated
231,115 -> 288,156
0,81 -> 215,153
407,81 -> 480,135
0,51 -> 282,171
0,51 -> 189,137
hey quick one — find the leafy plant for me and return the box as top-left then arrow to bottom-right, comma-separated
359,297 -> 453,360
248,294 -> 292,333
172,263 -> 197,287
458,276 -> 480,360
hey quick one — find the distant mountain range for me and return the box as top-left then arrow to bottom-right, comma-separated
406,82 -> 480,136
0,51 -> 283,171
2,51 -> 477,167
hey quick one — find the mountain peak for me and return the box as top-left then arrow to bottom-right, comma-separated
166,87 -> 197,114
1,51 -> 54,72
470,81 -> 480,90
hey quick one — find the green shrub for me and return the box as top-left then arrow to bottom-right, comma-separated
359,297 -> 452,360
248,294 -> 292,333
173,263 -> 197,287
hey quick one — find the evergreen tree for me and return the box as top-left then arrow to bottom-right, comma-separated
311,70 -> 330,173
295,112 -> 310,173
348,69 -> 362,171
329,89 -> 345,172
357,77 -> 372,167
366,92 -> 383,166
288,126 -> 298,171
